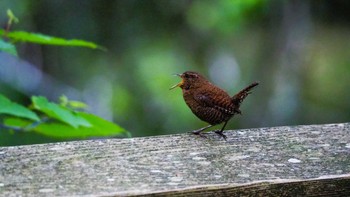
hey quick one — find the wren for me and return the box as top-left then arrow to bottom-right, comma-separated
170,71 -> 258,140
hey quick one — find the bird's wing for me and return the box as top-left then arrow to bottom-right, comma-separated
194,92 -> 234,115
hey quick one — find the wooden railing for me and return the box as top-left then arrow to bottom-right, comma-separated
1,123 -> 350,196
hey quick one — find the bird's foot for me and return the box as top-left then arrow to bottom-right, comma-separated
190,130 -> 207,139
214,130 -> 227,141
189,125 -> 213,139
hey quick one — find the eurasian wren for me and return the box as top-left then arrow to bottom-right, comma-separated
170,71 -> 258,140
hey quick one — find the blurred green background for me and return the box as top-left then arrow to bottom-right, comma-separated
1,0 -> 350,146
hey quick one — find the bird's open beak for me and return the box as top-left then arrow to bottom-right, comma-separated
169,74 -> 183,90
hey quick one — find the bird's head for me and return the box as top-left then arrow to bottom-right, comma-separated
170,71 -> 208,90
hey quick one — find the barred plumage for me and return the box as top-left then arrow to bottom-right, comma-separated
170,71 -> 259,140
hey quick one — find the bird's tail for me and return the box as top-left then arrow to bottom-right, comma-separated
232,82 -> 259,112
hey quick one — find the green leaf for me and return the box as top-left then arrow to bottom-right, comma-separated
4,118 -> 31,127
3,117 -> 33,131
0,94 -> 39,121
59,95 -> 69,106
0,29 -> 105,50
34,122 -> 100,138
7,9 -> 19,25
34,121 -> 127,138
31,96 -> 91,128
68,100 -> 88,109
59,95 -> 88,109
0,39 -> 18,56
3,113 -> 129,138
78,112 -> 127,135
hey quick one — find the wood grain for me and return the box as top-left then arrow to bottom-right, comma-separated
0,123 -> 349,196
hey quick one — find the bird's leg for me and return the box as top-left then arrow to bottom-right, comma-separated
191,125 -> 214,138
214,121 -> 228,141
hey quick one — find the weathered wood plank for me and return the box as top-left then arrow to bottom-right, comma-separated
0,123 -> 349,196
137,175 -> 350,197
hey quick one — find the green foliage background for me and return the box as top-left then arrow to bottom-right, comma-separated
1,0 -> 350,146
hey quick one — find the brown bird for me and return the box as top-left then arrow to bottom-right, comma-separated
170,71 -> 258,140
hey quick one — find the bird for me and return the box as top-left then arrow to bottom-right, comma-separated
170,71 -> 259,140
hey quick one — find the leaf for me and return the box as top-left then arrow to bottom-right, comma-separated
59,95 -> 69,106
4,112 -> 131,139
0,29 -> 105,50
3,114 -> 129,138
3,118 -> 32,130
59,95 -> 88,109
78,112 -> 127,135
35,121 -> 127,138
34,122 -> 100,138
0,39 -> 18,56
68,100 -> 88,109
7,9 -> 19,25
0,94 -> 39,121
31,96 -> 91,128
